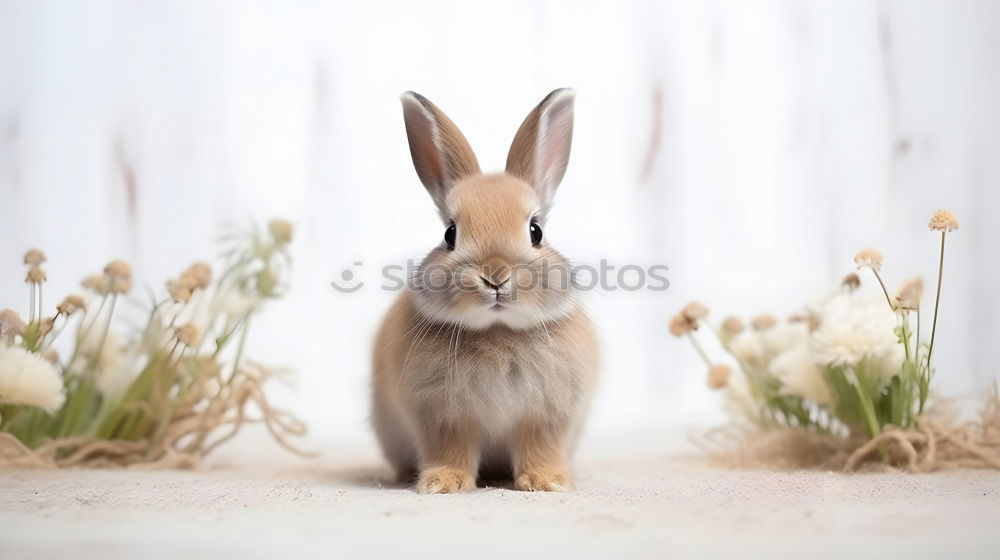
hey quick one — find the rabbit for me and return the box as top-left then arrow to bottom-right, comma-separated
372,89 -> 598,494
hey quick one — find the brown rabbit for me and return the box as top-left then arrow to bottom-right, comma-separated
372,89 -> 598,493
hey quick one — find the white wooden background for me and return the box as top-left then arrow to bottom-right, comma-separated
1,0 -> 998,439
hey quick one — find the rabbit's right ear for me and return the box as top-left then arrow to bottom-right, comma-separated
400,92 -> 480,216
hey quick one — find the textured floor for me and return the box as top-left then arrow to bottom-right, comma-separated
2,435 -> 1000,559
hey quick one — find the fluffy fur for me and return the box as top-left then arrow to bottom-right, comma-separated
372,90 -> 598,493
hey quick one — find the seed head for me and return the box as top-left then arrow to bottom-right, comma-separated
180,262 -> 212,290
167,279 -> 193,303
707,365 -> 732,390
854,248 -> 884,272
38,317 -> 55,337
111,276 -> 132,295
894,277 -> 924,311
82,274 -> 111,296
751,313 -> 777,331
23,248 -> 47,266
721,316 -> 744,337
56,295 -> 86,316
681,301 -> 709,321
669,313 -> 693,337
268,219 -> 294,245
25,265 -> 47,284
929,209 -> 959,232
174,323 -> 200,347
0,309 -> 26,338
841,272 -> 861,291
104,260 -> 133,281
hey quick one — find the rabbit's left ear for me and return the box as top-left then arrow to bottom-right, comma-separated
505,89 -> 575,210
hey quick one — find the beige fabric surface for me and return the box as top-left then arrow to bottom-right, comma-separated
1,431 -> 999,559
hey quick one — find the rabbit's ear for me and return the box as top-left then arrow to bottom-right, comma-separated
400,92 -> 480,215
505,89 -> 575,210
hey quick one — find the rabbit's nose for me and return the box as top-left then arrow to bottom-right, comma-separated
480,257 -> 511,289
480,275 -> 510,291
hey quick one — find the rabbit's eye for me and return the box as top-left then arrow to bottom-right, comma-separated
529,222 -> 543,246
444,223 -> 457,250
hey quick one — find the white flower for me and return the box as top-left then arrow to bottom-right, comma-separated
811,293 -> 900,372
760,321 -> 809,355
729,332 -> 765,368
211,291 -> 260,322
869,342 -> 905,385
723,365 -> 756,420
68,331 -> 140,396
0,345 -> 66,412
770,343 -> 832,406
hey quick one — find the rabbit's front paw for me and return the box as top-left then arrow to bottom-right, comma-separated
515,467 -> 572,492
416,466 -> 476,494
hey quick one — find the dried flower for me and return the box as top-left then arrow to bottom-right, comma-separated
111,276 -> 133,295
0,309 -> 26,338
56,295 -> 86,316
38,317 -> 55,337
751,313 -> 776,331
269,219 -> 294,245
104,260 -> 132,281
721,316 -> 744,337
103,260 -> 133,294
180,262 -> 212,290
669,313 -> 693,337
854,248 -> 884,272
670,301 -> 709,337
167,279 -> 193,303
175,323 -> 200,347
928,209 -> 959,232
23,248 -> 47,266
82,274 -> 111,295
0,345 -> 66,412
841,273 -> 860,291
894,277 -> 924,311
681,302 -> 709,321
25,265 -> 47,283
707,364 -> 731,390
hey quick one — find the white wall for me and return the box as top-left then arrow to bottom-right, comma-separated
1,0 -> 998,439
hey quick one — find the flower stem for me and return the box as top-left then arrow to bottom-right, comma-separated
926,232 -> 946,377
871,270 -> 895,311
900,311 -> 911,363
853,365 -> 882,438
686,332 -> 712,368
920,231 -> 946,412
28,283 -> 36,323
228,315 -> 251,385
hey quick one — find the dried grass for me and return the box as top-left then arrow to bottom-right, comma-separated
0,370 -> 313,469
693,392 -> 1000,472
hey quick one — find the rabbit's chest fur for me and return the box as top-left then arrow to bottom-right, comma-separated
377,295 -> 597,440
404,326 -> 584,434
